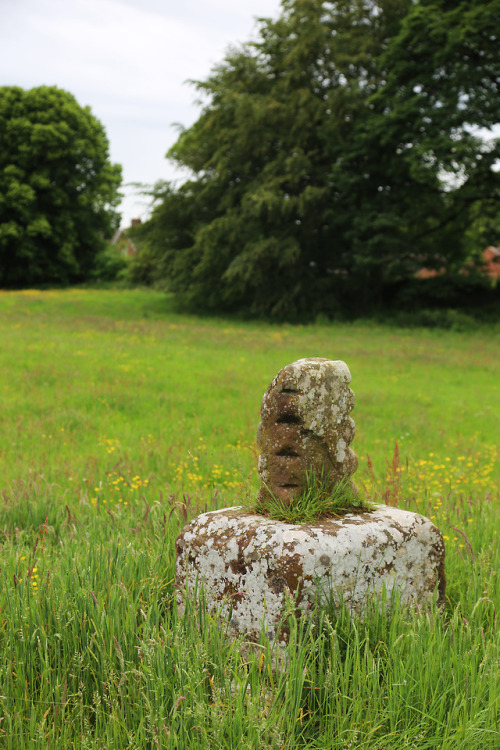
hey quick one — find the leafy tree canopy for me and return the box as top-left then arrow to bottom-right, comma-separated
0,86 -> 122,287
138,0 -> 500,318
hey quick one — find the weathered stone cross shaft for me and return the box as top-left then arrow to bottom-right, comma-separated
257,357 -> 358,507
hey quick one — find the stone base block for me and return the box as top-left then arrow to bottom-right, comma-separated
175,506 -> 445,644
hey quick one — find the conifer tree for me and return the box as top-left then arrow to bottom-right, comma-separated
138,0 -> 500,318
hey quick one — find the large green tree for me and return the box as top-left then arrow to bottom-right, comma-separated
0,86 -> 122,287
368,0 -> 500,276
139,0 -> 500,318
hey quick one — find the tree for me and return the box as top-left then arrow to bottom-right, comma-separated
369,0 -> 500,271
138,0 -> 500,318
0,86 -> 122,287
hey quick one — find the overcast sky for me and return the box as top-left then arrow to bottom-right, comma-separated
1,0 -> 284,227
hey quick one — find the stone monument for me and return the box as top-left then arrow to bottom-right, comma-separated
257,358 -> 358,507
176,358 -> 445,645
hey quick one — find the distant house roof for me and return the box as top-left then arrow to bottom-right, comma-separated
110,219 -> 142,257
416,246 -> 500,282
414,266 -> 445,280
483,246 -> 500,279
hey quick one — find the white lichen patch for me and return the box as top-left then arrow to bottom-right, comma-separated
176,506 -> 446,645
335,438 -> 347,462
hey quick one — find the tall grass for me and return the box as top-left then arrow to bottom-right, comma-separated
0,289 -> 498,748
251,471 -> 375,523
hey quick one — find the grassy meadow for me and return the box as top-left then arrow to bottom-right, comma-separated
0,288 -> 498,748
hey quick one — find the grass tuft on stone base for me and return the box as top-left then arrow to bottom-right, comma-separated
251,470 -> 376,524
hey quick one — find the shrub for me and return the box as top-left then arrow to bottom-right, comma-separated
90,245 -> 129,282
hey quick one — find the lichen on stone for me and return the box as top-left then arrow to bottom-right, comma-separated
175,505 -> 446,645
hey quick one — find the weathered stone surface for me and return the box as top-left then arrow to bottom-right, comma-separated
176,506 -> 446,644
257,358 -> 357,507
